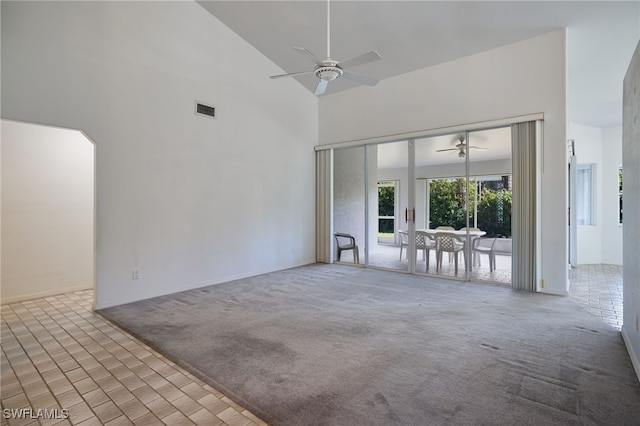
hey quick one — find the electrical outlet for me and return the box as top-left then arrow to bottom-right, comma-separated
132,268 -> 140,280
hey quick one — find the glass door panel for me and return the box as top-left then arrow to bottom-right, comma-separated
366,141 -> 410,272
333,146 -> 366,264
416,134 -> 468,277
467,127 -> 513,285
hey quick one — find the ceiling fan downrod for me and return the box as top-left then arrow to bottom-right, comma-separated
314,0 -> 342,83
326,0 -> 331,59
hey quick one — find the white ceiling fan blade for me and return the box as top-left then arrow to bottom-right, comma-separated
468,145 -> 488,151
270,70 -> 315,79
293,47 -> 323,65
271,0 -> 382,96
314,79 -> 329,96
436,148 -> 459,152
342,70 -> 379,86
339,51 -> 382,69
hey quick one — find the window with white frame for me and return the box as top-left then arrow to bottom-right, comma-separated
576,164 -> 596,225
619,165 -> 623,225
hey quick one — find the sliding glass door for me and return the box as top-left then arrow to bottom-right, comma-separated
331,127 -> 513,285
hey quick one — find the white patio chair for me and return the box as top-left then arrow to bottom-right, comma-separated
436,226 -> 456,262
435,232 -> 467,274
471,237 -> 496,271
460,227 -> 483,267
491,238 -> 512,269
398,230 -> 409,260
416,230 -> 436,271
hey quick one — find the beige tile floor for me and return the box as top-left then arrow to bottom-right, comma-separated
569,264 -> 624,330
1,291 -> 267,426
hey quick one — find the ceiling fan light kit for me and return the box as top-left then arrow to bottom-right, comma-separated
269,0 -> 381,96
315,66 -> 343,82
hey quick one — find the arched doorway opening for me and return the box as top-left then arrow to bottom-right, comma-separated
1,119 -> 96,307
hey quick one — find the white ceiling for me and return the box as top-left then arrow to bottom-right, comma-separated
199,1 -> 639,128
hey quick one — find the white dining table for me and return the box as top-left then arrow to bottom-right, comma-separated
399,229 -> 488,266
416,229 -> 486,237
415,229 -> 487,267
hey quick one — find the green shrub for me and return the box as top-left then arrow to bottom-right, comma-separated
477,189 -> 512,237
429,179 -> 468,229
428,178 -> 511,237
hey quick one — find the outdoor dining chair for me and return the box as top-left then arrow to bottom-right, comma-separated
491,238 -> 512,268
460,227 -> 483,267
471,237 -> 496,271
334,232 -> 359,264
398,230 -> 409,260
436,226 -> 456,262
416,230 -> 436,271
435,232 -> 467,274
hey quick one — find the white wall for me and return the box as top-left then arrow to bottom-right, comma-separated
1,1 -> 318,308
1,120 -> 94,303
569,123 -> 604,264
319,30 -> 568,295
622,40 -> 640,384
568,122 -> 623,265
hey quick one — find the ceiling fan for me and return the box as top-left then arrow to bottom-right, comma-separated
436,136 -> 488,158
269,0 -> 382,96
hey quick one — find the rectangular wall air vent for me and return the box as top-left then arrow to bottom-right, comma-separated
195,102 -> 216,119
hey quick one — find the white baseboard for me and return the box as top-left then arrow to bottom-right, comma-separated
1,284 -> 93,306
622,325 -> 640,385
94,261 -> 316,310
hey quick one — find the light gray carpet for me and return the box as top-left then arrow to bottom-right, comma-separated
99,264 -> 640,425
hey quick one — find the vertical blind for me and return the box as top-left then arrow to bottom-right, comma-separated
511,121 -> 539,291
316,149 -> 333,263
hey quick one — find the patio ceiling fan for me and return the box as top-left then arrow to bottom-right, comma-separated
436,136 -> 487,158
269,0 -> 382,96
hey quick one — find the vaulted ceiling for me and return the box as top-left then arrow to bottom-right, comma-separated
199,1 -> 639,128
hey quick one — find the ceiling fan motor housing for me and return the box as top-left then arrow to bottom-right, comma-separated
315,61 -> 343,81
